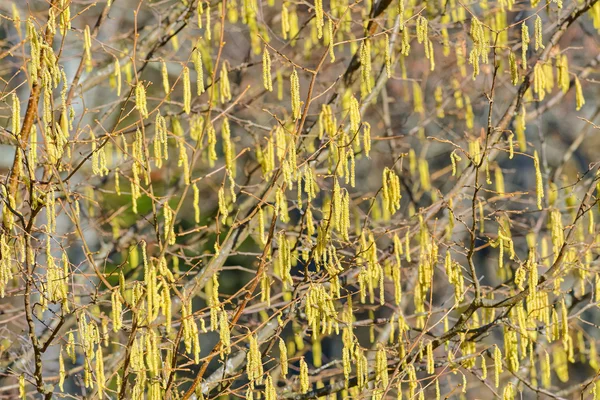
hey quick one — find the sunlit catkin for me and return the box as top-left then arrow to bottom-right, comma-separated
509,51 -> 518,85
95,347 -> 105,397
247,334 -> 264,382
83,25 -> 92,72
135,82 -> 149,119
19,374 -> 25,399
263,46 -> 273,91
382,167 -> 401,215
522,23 -> 530,67
534,151 -> 544,210
11,93 -> 20,135
183,66 -> 191,114
359,39 -> 372,95
535,16 -> 544,51
494,345 -> 503,387
413,81 -> 424,114
575,77 -> 585,110
220,64 -> 231,104
58,349 -> 65,391
219,311 -> 231,357
328,18 -> 335,62
279,337 -> 288,377
193,46 -> 205,95
111,290 -> 122,332
315,0 -> 324,39
291,68 -> 301,119
300,357 -> 309,393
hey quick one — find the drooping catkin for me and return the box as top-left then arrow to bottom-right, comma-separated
135,82 -> 149,118
247,334 -> 264,382
300,357 -> 309,393
161,60 -> 170,97
220,63 -> 232,104
516,104 -> 527,151
556,54 -> 570,93
328,18 -> 335,62
384,33 -> 391,78
359,39 -> 372,95
19,374 -> 25,399
83,25 -> 93,72
279,337 -> 288,377
416,16 -> 428,44
522,23 -> 530,68
182,66 -> 191,114
193,46 -> 205,95
382,167 -> 401,215
315,0 -> 324,39
575,77 -> 585,110
494,345 -> 503,387
509,51 -> 518,85
413,81 -> 424,114
263,46 -> 273,91
291,68 -> 301,119
535,16 -> 544,51
534,151 -> 544,210
59,349 -> 65,390
469,17 -> 488,79
11,93 -> 20,135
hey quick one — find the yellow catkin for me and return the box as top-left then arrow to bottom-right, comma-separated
557,54 -> 570,94
291,69 -> 301,119
218,187 -> 228,223
135,82 -> 149,118
469,17 -> 488,79
95,347 -> 105,397
300,357 -> 309,393
516,104 -> 527,151
534,62 -> 547,100
59,349 -> 65,390
535,16 -> 544,51
426,341 -> 435,374
328,18 -> 335,62
12,93 -> 20,135
19,375 -> 25,399
503,382 -> 514,400
111,290 -> 122,332
265,374 -> 277,400
575,77 -> 585,110
84,25 -> 93,72
247,334 -> 264,382
418,158 -> 431,191
494,345 -> 503,387
416,16 -> 428,44
450,150 -> 462,176
413,81 -> 424,114
315,0 -> 324,39
183,66 -> 191,114
161,60 -> 170,97
263,46 -> 273,91
220,64 -> 231,104
219,311 -> 231,357
113,58 -> 122,96
382,167 -> 401,215
534,151 -> 544,210
384,34 -> 392,77
509,51 -> 518,85
193,46 -> 205,95
522,23 -> 530,67
279,337 -> 288,377
360,39 -> 372,95
193,183 -> 201,223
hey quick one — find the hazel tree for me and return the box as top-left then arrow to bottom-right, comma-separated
0,0 -> 599,399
